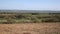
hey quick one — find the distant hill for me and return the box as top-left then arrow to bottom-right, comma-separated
0,10 -> 60,13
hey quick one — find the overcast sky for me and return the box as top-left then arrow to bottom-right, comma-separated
0,0 -> 60,10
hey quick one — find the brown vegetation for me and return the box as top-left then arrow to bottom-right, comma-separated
0,23 -> 60,34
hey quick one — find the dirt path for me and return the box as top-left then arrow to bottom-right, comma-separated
0,23 -> 60,34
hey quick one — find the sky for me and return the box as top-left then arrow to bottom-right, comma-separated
0,0 -> 60,10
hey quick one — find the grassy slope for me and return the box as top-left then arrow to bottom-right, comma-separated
0,13 -> 60,23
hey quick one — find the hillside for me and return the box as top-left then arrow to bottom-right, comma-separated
0,10 -> 60,24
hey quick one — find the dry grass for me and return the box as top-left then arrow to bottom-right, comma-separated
0,23 -> 60,34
